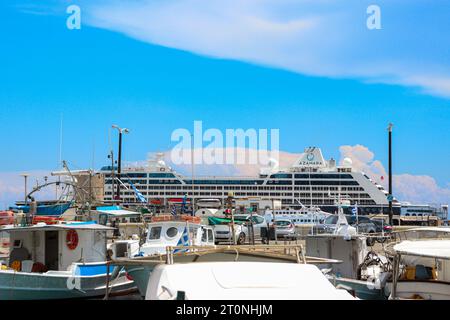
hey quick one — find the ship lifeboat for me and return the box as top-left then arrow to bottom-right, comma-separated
151,215 -> 201,224
0,211 -> 14,225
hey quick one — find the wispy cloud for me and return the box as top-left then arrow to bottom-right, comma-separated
68,0 -> 450,98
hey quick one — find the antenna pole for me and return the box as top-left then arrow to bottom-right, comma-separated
388,123 -> 394,225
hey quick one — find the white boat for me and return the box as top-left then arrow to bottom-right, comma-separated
123,215 -> 215,295
145,261 -> 357,300
387,239 -> 450,300
0,222 -> 135,300
139,215 -> 215,256
265,206 -> 331,226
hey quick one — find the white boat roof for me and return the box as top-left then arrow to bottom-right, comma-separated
96,208 -> 141,217
146,262 -> 356,300
398,227 -> 450,233
1,222 -> 114,232
393,240 -> 450,260
96,206 -> 141,217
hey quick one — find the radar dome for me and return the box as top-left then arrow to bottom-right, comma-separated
267,158 -> 279,168
342,157 -> 353,166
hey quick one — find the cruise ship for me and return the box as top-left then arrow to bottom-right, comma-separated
100,147 -> 399,215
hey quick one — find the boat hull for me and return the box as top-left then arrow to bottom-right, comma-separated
13,202 -> 72,216
386,280 -> 450,300
125,251 -> 305,296
327,276 -> 387,300
0,267 -> 136,300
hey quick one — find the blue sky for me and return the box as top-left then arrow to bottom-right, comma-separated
0,1 -> 449,206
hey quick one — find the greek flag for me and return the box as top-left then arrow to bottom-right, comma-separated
128,179 -> 147,204
171,206 -> 177,216
351,204 -> 358,216
173,226 -> 189,253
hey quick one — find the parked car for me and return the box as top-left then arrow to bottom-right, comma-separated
311,214 -> 378,246
274,219 -> 296,239
371,218 -> 393,243
371,219 -> 393,233
213,214 -> 267,244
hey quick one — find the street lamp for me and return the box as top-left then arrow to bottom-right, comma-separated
20,173 -> 29,204
112,125 -> 130,202
387,123 -> 393,225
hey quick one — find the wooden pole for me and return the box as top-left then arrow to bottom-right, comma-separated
104,262 -> 110,300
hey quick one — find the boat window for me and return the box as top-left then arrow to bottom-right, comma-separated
201,228 -> 207,242
325,215 -> 338,224
166,227 -> 178,238
148,227 -> 162,240
207,229 -> 214,243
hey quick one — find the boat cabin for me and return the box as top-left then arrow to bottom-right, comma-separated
390,239 -> 450,300
140,220 -> 215,256
1,223 -> 113,273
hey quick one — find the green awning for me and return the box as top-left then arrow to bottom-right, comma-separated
207,216 -> 248,226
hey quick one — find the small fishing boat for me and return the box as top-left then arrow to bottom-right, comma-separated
11,201 -> 72,217
146,261 -> 357,300
116,243 -> 343,298
0,222 -> 135,300
121,214 -> 215,295
386,239 -> 450,300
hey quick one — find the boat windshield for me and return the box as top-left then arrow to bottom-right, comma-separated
325,215 -> 338,224
148,226 -> 162,240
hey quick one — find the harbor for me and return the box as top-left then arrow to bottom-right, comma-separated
0,137 -> 449,300
1,0 -> 449,309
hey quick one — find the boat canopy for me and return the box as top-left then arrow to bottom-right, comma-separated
397,227 -> 450,234
1,222 -> 114,232
96,206 -> 141,217
146,262 -> 356,300
393,240 -> 450,260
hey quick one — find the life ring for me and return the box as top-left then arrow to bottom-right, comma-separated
66,230 -> 79,250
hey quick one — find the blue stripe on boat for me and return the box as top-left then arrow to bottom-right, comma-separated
76,264 -> 108,276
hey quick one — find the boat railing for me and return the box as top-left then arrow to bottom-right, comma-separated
109,244 -> 343,267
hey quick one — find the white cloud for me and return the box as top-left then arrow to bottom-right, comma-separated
74,0 -> 450,98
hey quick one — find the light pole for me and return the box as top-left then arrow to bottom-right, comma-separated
21,173 -> 29,204
112,125 -> 130,203
387,123 -> 393,225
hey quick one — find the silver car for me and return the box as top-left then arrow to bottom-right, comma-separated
274,219 -> 296,239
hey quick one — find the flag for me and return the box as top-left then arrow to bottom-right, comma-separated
173,226 -> 189,253
171,206 -> 177,216
127,179 -> 147,204
351,203 -> 358,216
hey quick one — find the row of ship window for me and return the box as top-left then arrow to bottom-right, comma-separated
103,173 -> 354,179
104,179 -> 360,186
104,197 -> 378,206
105,184 -> 364,192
